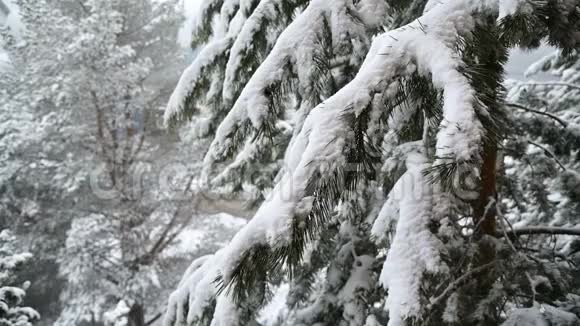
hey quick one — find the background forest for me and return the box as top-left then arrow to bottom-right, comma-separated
0,1 -> 249,325
1,0 -> 580,326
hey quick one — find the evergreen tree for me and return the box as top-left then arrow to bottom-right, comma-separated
1,0 -> 203,325
125,0 -> 580,325
498,49 -> 580,325
505,49 -> 580,229
0,230 -> 39,326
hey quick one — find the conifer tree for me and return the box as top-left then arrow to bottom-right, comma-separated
1,0 -> 195,324
165,0 -> 580,325
505,50 -> 580,230
0,230 -> 39,326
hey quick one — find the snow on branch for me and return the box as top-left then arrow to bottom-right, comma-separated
379,153 -> 446,325
165,0 -> 259,127
164,0 -> 539,325
164,253 -> 222,325
204,0 -> 369,168
505,102 -> 568,127
521,81 -> 580,92
164,37 -> 233,127
189,0 -> 229,47
427,261 -> 497,312
222,0 -> 307,104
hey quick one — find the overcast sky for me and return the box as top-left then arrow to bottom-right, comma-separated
506,46 -> 556,81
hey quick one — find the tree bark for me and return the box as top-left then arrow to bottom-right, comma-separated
128,303 -> 145,326
473,142 -> 498,238
470,141 -> 499,326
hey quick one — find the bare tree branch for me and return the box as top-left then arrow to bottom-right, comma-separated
497,226 -> 580,238
427,261 -> 497,310
522,81 -> 580,91
506,102 -> 567,128
145,312 -> 163,326
526,140 -> 567,171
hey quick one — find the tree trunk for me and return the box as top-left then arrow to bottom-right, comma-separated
473,141 -> 498,238
127,303 -> 145,326
471,141 -> 499,326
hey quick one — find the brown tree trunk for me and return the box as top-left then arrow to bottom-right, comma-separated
473,141 -> 498,238
127,303 -> 145,326
470,141 -> 499,326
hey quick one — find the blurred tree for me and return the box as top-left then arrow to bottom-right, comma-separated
0,0 -> 201,325
0,229 -> 39,326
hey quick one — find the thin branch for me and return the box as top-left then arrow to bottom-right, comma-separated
428,261 -> 497,310
506,102 -> 567,128
497,226 -> 580,238
145,312 -> 163,326
498,213 -> 518,253
135,175 -> 195,266
522,82 -> 580,91
525,271 -> 538,302
76,0 -> 90,15
526,140 -> 566,171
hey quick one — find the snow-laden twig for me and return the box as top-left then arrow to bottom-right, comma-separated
204,0 -> 368,169
506,102 -> 568,128
164,1 -> 543,324
427,261 -> 497,311
497,226 -> 580,238
526,140 -> 567,171
522,82 -> 580,91
380,152 -> 446,325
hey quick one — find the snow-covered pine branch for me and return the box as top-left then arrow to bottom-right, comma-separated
165,0 -> 580,325
504,45 -> 580,244
166,0 -> 382,195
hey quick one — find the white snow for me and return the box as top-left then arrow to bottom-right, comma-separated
498,0 -> 525,20
257,284 -> 289,325
524,50 -> 559,78
165,213 -> 247,257
177,0 -> 201,47
164,1 -> 539,324
379,153 -> 445,326
356,0 -> 389,29
338,255 -> 375,326
203,0 -> 370,171
164,37 -> 233,125
371,167 -> 407,244
502,304 -> 580,326
222,0 -> 288,103
103,300 -> 130,326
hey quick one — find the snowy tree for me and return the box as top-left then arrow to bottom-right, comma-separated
0,2 -> 83,320
0,229 -> 39,326
1,0 -> 204,325
497,49 -> 580,326
164,0 -> 580,326
505,49 -> 580,230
